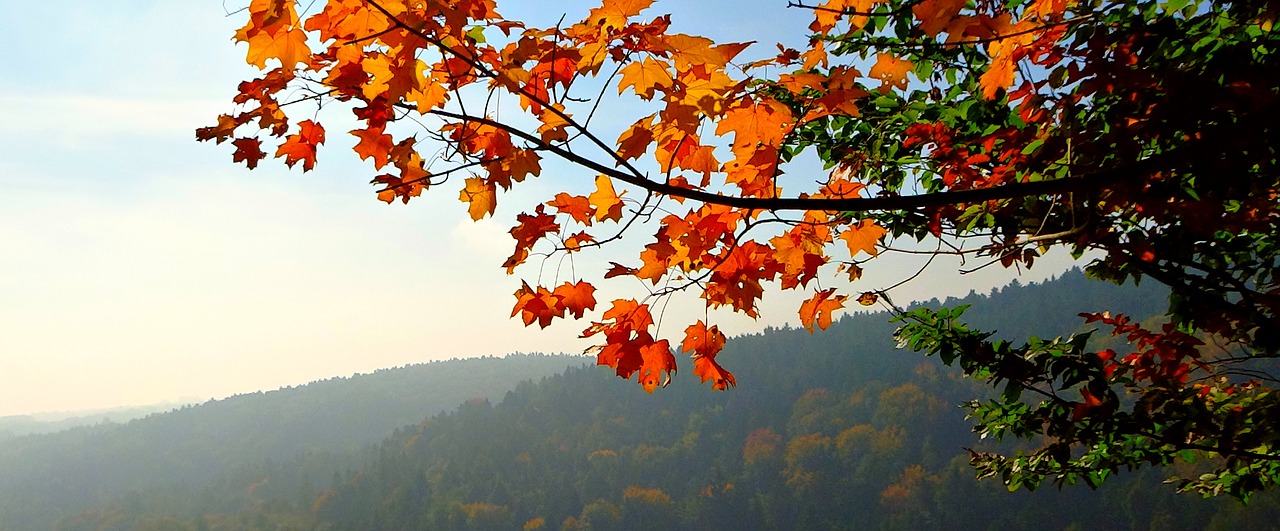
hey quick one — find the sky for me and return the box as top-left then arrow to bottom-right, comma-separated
0,1 -> 1076,417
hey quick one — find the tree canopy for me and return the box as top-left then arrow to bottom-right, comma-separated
201,0 -> 1280,500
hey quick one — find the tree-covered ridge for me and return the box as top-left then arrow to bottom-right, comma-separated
0,353 -> 584,530
51,271 -> 1279,530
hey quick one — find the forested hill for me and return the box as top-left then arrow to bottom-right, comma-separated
0,353 -> 585,530
18,270 -> 1280,530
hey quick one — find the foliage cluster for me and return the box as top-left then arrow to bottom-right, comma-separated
203,0 -> 1280,497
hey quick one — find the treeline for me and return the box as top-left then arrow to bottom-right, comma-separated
0,354 -> 585,530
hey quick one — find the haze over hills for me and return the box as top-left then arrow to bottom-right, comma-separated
0,354 -> 586,529
5,270 -> 1279,530
0,402 -> 199,441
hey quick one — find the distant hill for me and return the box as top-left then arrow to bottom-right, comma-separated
0,401 -> 196,441
0,353 -> 585,530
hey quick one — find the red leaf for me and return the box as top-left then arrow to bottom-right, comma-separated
231,137 -> 267,169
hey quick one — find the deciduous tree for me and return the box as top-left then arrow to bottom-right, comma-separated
201,0 -> 1280,499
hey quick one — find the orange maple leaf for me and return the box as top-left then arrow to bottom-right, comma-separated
275,119 -> 325,171
600,298 -> 655,332
912,0 -> 969,37
682,321 -> 726,359
351,127 -> 393,169
537,104 -> 572,143
459,177 -> 497,220
839,218 -> 887,257
799,288 -> 847,332
512,281 -> 560,328
245,25 -> 310,70
869,53 -> 913,91
809,0 -> 886,32
506,206 -> 560,272
553,281 -> 598,319
584,0 -> 655,34
547,193 -> 595,224
715,97 -> 794,154
618,58 -> 674,99
693,355 -> 737,390
637,339 -> 676,393
588,175 -> 625,222
658,34 -> 746,69
563,232 -> 595,251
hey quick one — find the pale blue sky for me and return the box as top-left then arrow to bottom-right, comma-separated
0,1 -> 1072,416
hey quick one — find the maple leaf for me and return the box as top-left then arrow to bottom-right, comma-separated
231,137 -> 267,169
196,114 -> 239,144
799,288 -> 847,333
547,193 -> 595,224
245,24 -> 310,70
637,339 -> 676,393
584,0 -> 655,34
459,176 -> 497,220
841,263 -> 864,282
635,247 -> 669,284
1071,387 -> 1105,421
618,57 -> 673,99
658,34 -> 752,70
604,262 -> 638,278
511,281 -> 561,328
507,206 -> 560,273
912,0 -> 969,37
715,98 -> 794,153
977,16 -> 1037,99
869,53 -> 913,91
693,355 -> 736,390
839,218 -> 887,257
553,281 -> 598,319
275,119 -> 325,171
809,0 -> 885,32
616,120 -> 655,161
588,175 -> 625,222
405,81 -> 450,113
537,104 -> 572,143
681,321 -> 726,359
351,127 -> 394,169
563,231 -> 595,251
600,298 -> 655,332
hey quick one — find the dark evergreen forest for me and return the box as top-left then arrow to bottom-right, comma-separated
4,270 -> 1278,530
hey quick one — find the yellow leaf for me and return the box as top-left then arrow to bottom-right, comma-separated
618,58 -> 674,99
245,25 -> 310,69
589,175 -> 625,222
459,177 -> 497,220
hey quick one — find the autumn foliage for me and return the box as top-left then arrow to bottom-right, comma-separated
203,0 -> 1280,499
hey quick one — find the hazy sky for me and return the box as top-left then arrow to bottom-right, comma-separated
0,1 -> 1074,417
